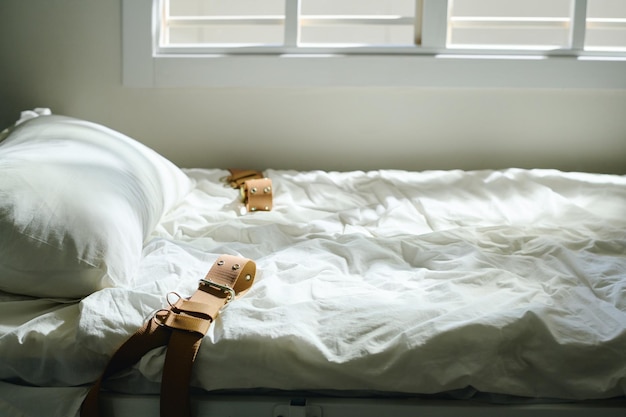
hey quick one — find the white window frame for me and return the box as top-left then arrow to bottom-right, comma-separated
123,0 -> 626,88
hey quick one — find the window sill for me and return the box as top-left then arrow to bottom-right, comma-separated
127,53 -> 626,89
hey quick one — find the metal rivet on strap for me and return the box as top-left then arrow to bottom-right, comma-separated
251,207 -> 257,211
217,260 -> 225,266
232,263 -> 241,271
245,274 -> 252,281
264,206 -> 270,211
264,186 -> 271,193
250,187 -> 257,194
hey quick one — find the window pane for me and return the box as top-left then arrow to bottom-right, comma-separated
168,0 -> 284,16
301,0 -> 414,15
586,0 -> 626,51
168,26 -> 284,45
299,0 -> 415,45
448,0 -> 574,49
587,0 -> 626,18
451,0 -> 572,18
164,0 -> 284,46
449,27 -> 571,49
301,24 -> 414,45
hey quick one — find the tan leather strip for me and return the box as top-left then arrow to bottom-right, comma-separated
155,255 -> 255,336
155,310 -> 212,335
161,331 -> 202,417
171,297 -> 216,318
201,254 -> 256,295
243,178 -> 273,212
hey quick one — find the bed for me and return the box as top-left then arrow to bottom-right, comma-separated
1,110 -> 625,417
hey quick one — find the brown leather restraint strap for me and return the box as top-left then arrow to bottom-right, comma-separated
226,169 -> 273,212
81,255 -> 256,417
225,169 -> 264,189
241,177 -> 273,212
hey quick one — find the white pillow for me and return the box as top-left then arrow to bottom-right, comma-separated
0,113 -> 192,298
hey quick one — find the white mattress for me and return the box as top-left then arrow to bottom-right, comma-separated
1,168 -> 626,416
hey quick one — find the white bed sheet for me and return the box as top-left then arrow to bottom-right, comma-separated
1,168 -> 625,416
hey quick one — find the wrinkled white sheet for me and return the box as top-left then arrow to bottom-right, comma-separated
1,168 -> 625,416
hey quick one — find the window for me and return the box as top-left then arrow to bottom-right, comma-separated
158,0 -> 626,53
122,0 -> 626,88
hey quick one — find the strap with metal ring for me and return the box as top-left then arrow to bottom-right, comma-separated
80,254 -> 257,417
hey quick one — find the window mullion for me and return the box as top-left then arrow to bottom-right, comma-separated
284,0 -> 301,47
414,0 -> 423,45
160,0 -> 169,47
420,0 -> 450,48
571,0 -> 588,50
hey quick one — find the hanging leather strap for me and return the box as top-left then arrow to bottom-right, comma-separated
81,255 -> 256,417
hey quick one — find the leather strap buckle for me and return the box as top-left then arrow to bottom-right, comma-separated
198,278 -> 236,303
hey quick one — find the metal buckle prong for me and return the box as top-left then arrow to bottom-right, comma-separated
199,278 -> 236,303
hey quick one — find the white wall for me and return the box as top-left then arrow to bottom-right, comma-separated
1,0 -> 625,174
